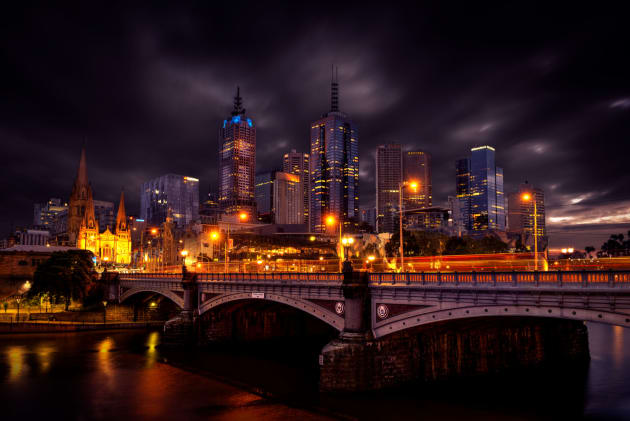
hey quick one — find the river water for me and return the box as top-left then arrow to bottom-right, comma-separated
0,323 -> 628,420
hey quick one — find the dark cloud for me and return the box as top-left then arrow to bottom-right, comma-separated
1,2 -> 629,249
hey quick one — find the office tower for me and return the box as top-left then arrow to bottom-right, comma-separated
140,174 -> 200,228
310,69 -> 359,232
508,182 -> 545,238
33,198 -> 68,232
255,170 -> 277,222
359,206 -> 377,231
274,172 -> 302,225
93,200 -> 115,232
283,149 -> 310,227
455,146 -> 506,232
375,144 -> 402,233
218,87 -> 257,216
403,151 -> 432,209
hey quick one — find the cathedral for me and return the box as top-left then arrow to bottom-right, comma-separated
69,147 -> 131,265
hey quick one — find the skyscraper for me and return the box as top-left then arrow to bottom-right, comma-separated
140,174 -> 200,228
403,151 -> 432,209
274,172 -> 302,225
508,182 -> 545,240
255,170 -> 277,222
283,149 -> 310,228
375,144 -> 402,233
218,87 -> 257,216
310,69 -> 359,232
455,146 -> 506,232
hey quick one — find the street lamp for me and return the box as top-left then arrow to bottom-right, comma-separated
225,212 -> 248,273
341,236 -> 355,261
181,249 -> 189,271
16,296 -> 21,322
399,180 -> 419,272
521,192 -> 539,271
326,215 -> 343,272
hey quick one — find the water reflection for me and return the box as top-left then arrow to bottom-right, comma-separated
145,331 -> 159,367
36,345 -> 54,374
6,346 -> 26,383
613,324 -> 624,370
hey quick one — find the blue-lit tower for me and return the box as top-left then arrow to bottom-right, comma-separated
310,69 -> 359,233
218,87 -> 257,216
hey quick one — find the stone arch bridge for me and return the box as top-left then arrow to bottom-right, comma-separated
115,269 -> 630,391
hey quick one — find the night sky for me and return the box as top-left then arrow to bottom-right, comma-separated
1,2 -> 629,249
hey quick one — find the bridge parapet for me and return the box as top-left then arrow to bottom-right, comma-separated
369,270 -> 630,289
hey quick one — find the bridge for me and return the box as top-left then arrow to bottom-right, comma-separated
117,270 -> 630,335
113,269 -> 630,391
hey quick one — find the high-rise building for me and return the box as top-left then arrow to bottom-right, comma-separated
33,198 -> 68,232
274,172 -> 302,225
283,149 -> 310,227
310,69 -> 359,232
375,144 -> 402,233
507,182 -> 545,239
403,151 -> 432,209
255,170 -> 277,222
455,146 -> 506,232
140,174 -> 200,228
218,87 -> 257,216
359,206 -> 377,231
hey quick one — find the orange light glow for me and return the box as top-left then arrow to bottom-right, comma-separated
180,250 -> 188,257
409,181 -> 419,191
325,215 -> 336,226
210,231 -> 219,240
150,228 -> 158,235
239,212 -> 248,221
521,193 -> 532,201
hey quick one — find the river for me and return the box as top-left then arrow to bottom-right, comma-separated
0,323 -> 628,420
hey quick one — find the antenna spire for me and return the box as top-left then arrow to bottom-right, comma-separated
231,86 -> 246,116
330,65 -> 339,112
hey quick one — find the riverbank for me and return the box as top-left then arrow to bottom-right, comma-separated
0,320 -> 164,333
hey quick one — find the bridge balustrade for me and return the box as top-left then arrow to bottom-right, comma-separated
193,272 -> 342,284
368,270 -> 630,288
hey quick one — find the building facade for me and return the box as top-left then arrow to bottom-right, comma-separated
140,174 -> 200,228
507,182 -> 546,239
310,71 -> 359,233
255,170 -> 277,222
375,144 -> 402,233
33,198 -> 67,232
455,146 -> 506,233
283,149 -> 310,227
403,150 -> 432,209
274,172 -> 302,225
218,87 -> 257,216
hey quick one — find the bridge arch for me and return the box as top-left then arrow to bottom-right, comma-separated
120,287 -> 184,309
373,304 -> 630,339
199,292 -> 344,331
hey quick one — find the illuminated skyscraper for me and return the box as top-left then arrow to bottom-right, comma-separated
310,69 -> 359,232
455,146 -> 505,232
283,149 -> 310,227
218,87 -> 257,216
508,182 -> 545,239
375,144 -> 402,233
403,150 -> 432,209
140,174 -> 200,228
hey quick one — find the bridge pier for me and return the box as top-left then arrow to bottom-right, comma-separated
163,269 -> 198,346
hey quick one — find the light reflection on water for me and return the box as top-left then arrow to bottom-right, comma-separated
0,324 -> 628,420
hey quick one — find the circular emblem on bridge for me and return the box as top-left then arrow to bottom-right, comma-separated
335,302 -> 345,315
377,304 -> 389,320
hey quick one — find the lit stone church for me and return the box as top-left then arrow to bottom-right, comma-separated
68,147 -> 131,264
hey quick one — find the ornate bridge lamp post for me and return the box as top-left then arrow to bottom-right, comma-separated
398,180 -> 418,272
326,215 -> 343,273
225,212 -> 248,273
15,296 -> 21,322
521,193 -> 538,271
341,236 -> 355,261
180,249 -> 189,273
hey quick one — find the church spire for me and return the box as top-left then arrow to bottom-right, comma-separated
76,145 -> 89,186
115,190 -> 128,233
330,65 -> 339,112
231,86 -> 246,117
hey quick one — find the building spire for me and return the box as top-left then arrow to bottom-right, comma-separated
231,86 -> 246,117
330,65 -> 339,112
76,144 -> 88,186
115,189 -> 128,233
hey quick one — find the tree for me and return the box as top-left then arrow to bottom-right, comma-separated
585,246 -> 595,257
29,250 -> 96,310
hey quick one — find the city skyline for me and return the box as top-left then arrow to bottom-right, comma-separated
1,3 -> 629,249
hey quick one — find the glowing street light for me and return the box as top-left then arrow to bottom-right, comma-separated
151,228 -> 158,235
309,235 -> 316,242
398,180 -> 419,272
239,212 -> 248,221
181,249 -> 189,270
326,215 -> 344,272
521,192 -> 539,271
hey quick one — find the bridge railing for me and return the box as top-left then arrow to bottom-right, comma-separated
369,271 -> 630,288
196,272 -> 343,284
118,272 -> 181,279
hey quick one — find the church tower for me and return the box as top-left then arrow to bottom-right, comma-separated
77,185 -> 99,254
114,190 -> 131,264
68,146 -> 93,245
